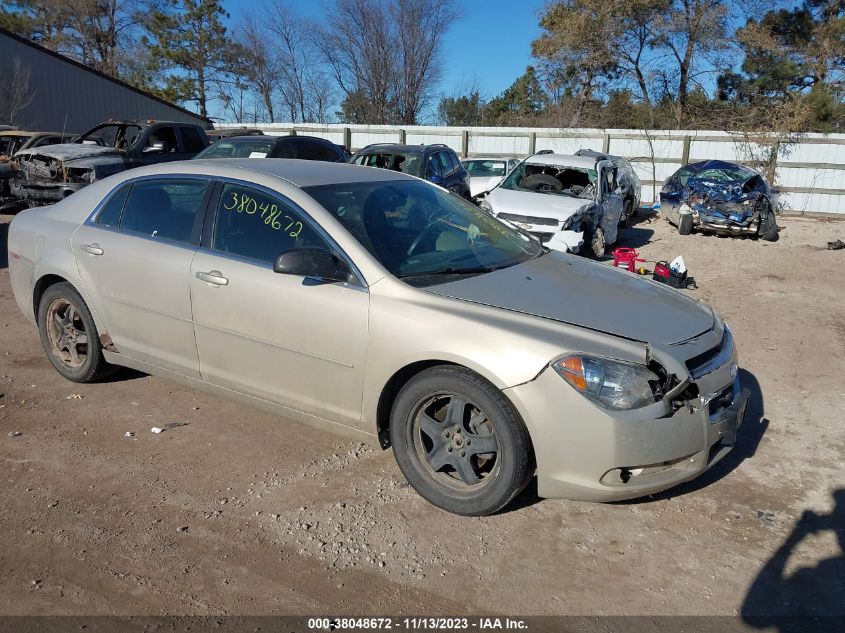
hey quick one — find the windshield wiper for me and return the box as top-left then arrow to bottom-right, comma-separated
396,264 -> 513,280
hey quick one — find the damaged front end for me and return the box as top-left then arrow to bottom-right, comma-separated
682,176 -> 771,236
10,147 -> 122,206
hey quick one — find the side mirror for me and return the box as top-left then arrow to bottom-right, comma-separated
143,141 -> 167,154
273,247 -> 353,283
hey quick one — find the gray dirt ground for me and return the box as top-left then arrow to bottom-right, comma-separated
0,210 -> 843,619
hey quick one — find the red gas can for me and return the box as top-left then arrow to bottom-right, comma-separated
611,248 -> 644,272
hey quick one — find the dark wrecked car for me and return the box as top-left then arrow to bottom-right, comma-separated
660,160 -> 779,241
2,131 -> 71,210
10,120 -> 209,206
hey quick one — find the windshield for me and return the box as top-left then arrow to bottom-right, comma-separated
304,180 -> 544,287
499,161 -> 597,199
196,139 -> 276,159
352,152 -> 421,176
464,159 -> 507,177
77,124 -> 143,150
679,166 -> 755,186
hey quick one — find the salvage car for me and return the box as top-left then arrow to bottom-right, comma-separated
8,159 -> 748,516
660,160 -> 779,241
479,152 -> 624,257
1,131 -> 70,209
350,143 -> 471,199
461,156 -> 521,198
195,134 -> 348,162
575,148 -> 642,222
11,120 -> 209,206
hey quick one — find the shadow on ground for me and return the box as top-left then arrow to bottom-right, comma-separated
742,489 -> 845,633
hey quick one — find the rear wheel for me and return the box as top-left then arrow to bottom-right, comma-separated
390,366 -> 532,516
37,282 -> 114,383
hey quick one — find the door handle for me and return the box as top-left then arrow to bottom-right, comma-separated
195,270 -> 229,286
81,243 -> 104,256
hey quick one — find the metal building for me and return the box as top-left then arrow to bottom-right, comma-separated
0,27 -> 211,134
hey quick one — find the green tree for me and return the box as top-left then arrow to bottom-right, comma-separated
484,67 -> 549,125
144,0 -> 231,118
437,91 -> 483,126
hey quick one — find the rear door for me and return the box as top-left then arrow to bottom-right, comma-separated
189,180 -> 369,427
71,177 -> 213,377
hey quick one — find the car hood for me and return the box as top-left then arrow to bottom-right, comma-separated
426,251 -> 714,345
15,144 -> 123,162
487,187 -> 593,219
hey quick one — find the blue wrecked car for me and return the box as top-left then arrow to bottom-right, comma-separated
659,160 -> 780,241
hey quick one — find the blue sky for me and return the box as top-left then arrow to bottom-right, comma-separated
222,0 -> 545,109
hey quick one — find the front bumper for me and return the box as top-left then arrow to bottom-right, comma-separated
504,350 -> 748,502
494,213 -> 584,253
10,179 -> 85,204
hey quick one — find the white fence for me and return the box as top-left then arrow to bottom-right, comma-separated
217,123 -> 845,216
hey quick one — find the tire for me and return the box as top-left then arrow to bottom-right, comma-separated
389,366 -> 533,516
758,207 -> 779,242
584,226 -> 607,258
37,282 -> 114,383
619,199 -> 633,226
521,174 -> 563,193
678,213 -> 693,235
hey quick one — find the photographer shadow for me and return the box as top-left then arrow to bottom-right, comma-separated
742,489 -> 845,633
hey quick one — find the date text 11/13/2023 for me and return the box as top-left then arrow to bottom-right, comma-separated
308,617 -> 529,630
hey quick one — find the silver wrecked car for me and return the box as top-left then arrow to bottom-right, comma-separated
7,159 -> 749,516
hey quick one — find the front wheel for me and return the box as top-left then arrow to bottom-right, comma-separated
758,207 -> 779,242
37,282 -> 114,383
678,213 -> 693,235
390,366 -> 533,516
585,226 -> 607,258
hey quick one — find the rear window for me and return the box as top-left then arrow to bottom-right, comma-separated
95,185 -> 130,227
196,139 -> 276,159
120,179 -> 210,244
464,160 -> 507,177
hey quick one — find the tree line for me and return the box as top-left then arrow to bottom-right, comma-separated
0,0 -> 458,124
1,0 -> 843,132
441,0 -> 844,133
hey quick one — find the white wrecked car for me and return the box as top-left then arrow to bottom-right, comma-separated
478,152 -> 624,257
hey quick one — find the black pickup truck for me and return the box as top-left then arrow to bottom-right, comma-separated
10,120 -> 209,206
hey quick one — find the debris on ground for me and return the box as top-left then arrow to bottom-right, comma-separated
124,431 -> 135,437
8,431 -> 22,437
828,239 -> 845,250
65,393 -> 83,400
151,422 -> 187,434
176,526 -> 188,532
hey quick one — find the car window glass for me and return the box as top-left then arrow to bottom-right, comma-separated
146,127 -> 178,153
213,183 -> 327,264
95,185 -> 130,227
121,179 -> 209,244
272,141 -> 297,159
297,141 -> 323,160
317,143 -> 340,161
196,139 -> 275,158
180,127 -> 206,153
426,155 -> 442,177
445,151 -> 461,173
436,152 -> 453,174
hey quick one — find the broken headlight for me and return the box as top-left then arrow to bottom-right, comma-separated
561,214 -> 580,231
553,355 -> 660,411
65,167 -> 95,184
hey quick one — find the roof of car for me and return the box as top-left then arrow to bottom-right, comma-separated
524,153 -> 598,169
356,143 -> 445,155
215,134 -> 334,144
462,156 -> 519,161
185,158 -> 412,187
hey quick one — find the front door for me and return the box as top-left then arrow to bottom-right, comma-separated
71,177 -> 212,377
190,182 -> 369,428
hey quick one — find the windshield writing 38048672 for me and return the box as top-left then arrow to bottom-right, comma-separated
223,190 -> 303,237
